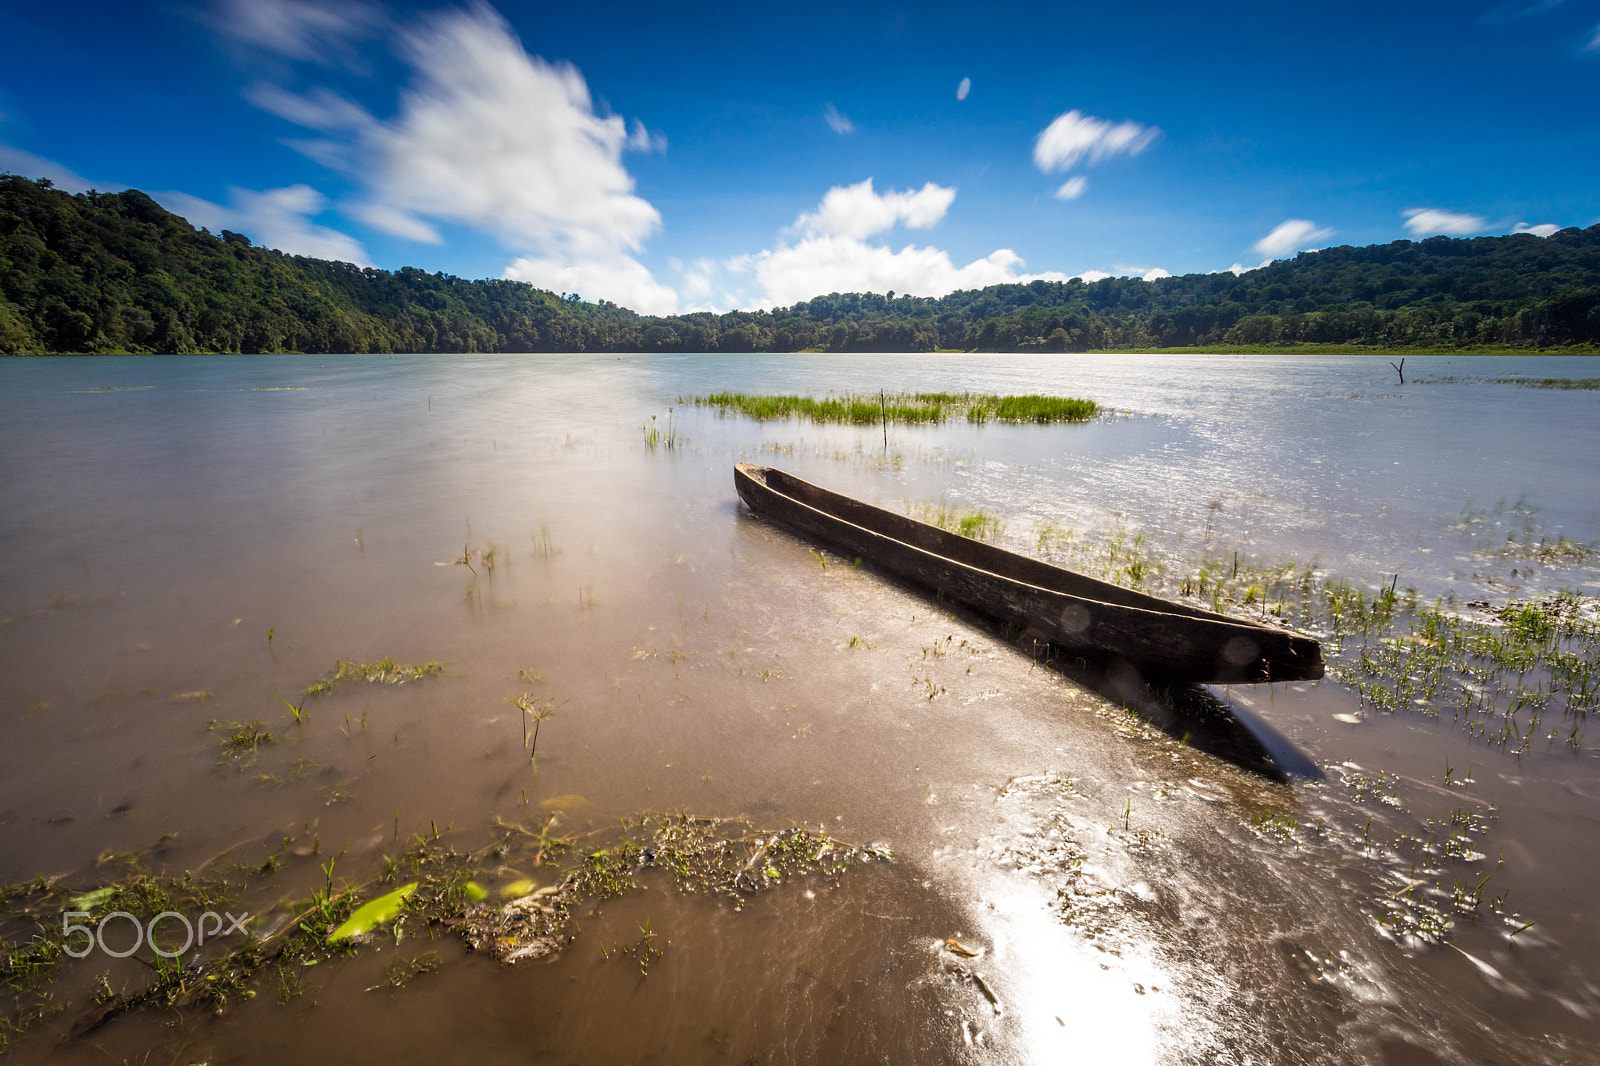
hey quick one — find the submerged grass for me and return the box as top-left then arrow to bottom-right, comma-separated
210,720 -> 276,765
1416,376 -> 1600,390
915,501 -> 1002,541
1487,377 -> 1600,390
685,391 -> 1100,425
298,658 -> 444,702
1026,514 -> 1600,757
0,811 -> 889,1053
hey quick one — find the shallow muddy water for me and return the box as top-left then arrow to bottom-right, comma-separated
1,352 -> 1598,1064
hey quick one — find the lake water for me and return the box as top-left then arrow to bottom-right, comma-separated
1,352 -> 1597,1064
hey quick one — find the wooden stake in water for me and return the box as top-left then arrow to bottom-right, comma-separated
880,389 -> 887,450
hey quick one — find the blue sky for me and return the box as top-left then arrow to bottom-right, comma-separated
2,0 -> 1598,314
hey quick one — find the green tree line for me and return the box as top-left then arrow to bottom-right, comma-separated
3,174 -> 1597,355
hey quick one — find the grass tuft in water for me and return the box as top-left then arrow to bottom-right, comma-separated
915,501 -> 1002,541
642,408 -> 679,449
210,720 -> 276,765
684,391 -> 1099,425
299,658 -> 445,701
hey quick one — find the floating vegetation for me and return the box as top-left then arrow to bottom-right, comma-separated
685,391 -> 1100,425
0,812 -> 889,1054
329,883 -> 417,941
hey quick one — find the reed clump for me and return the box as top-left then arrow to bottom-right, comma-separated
684,391 -> 1099,425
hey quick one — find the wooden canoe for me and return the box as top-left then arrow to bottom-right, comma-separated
734,463 -> 1324,684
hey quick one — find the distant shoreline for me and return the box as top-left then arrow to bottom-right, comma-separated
5,176 -> 1600,358
8,346 -> 1600,358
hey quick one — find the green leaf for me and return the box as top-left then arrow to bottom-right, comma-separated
68,886 -> 116,912
463,880 -> 488,902
327,883 -> 417,942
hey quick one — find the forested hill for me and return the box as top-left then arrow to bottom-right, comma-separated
3,173 -> 1598,355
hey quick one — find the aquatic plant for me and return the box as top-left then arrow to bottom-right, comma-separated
1486,377 -> 1600,390
504,693 -> 561,771
684,391 -> 1100,425
1015,504 -> 1599,760
0,811 -> 890,1053
642,408 -> 678,449
914,501 -> 1002,541
530,526 -> 560,558
303,658 -> 444,698
210,720 -> 276,765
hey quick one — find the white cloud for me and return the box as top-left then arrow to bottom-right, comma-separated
1076,270 -> 1112,283
364,7 -> 662,257
1142,268 -> 1171,281
351,203 -> 442,243
1222,263 -> 1260,277
240,5 -> 675,305
1586,24 -> 1600,50
793,178 -> 956,239
956,77 -> 971,101
1403,208 -> 1485,236
0,145 -> 119,193
704,179 -> 1096,308
242,6 -> 664,254
727,236 -> 1068,307
670,257 -> 719,302
1053,176 -> 1088,201
1033,110 -> 1158,173
1513,222 -> 1560,237
627,118 -> 667,153
1253,218 -> 1334,260
209,0 -> 383,63
503,254 -> 678,315
1479,0 -> 1566,24
158,185 -> 371,264
824,103 -> 854,135
244,82 -> 373,132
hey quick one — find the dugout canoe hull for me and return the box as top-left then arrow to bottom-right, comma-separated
733,463 -> 1324,684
